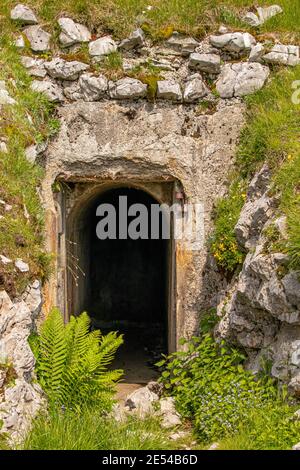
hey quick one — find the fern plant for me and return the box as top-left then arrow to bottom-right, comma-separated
31,309 -> 123,410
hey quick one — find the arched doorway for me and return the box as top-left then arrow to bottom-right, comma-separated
65,185 -> 173,382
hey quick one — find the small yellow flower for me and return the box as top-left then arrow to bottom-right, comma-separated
287,154 -> 292,160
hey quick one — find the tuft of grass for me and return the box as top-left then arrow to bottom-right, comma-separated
97,51 -> 124,80
21,408 -> 176,450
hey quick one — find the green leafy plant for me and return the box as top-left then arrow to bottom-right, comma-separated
32,309 -> 123,410
158,332 -> 277,443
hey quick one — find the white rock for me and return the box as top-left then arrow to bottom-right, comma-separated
166,34 -> 199,56
263,44 -> 300,66
0,255 -> 12,265
31,80 -> 64,102
25,145 -> 38,164
15,259 -> 29,273
0,81 -> 16,105
210,32 -> 256,54
109,77 -> 147,100
23,26 -> 51,52
189,53 -> 221,74
58,17 -> 91,46
63,81 -> 82,101
183,74 -> 209,103
257,5 -> 283,23
157,80 -> 182,101
10,4 -> 38,25
159,397 -> 181,428
89,36 -> 117,58
21,56 -> 46,78
119,28 -> 145,50
22,280 -> 43,317
218,25 -> 228,34
293,442 -> 300,450
45,58 -> 88,80
125,386 -> 159,417
15,34 -> 25,49
79,73 -> 108,101
249,43 -> 265,63
216,62 -> 270,98
243,12 -> 261,27
0,141 -> 8,153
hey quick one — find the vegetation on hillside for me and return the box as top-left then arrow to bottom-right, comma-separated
210,66 -> 300,272
159,313 -> 300,450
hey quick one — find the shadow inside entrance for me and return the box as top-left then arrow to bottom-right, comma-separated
85,187 -> 169,384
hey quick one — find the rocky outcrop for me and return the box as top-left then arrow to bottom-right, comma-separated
0,285 -> 44,443
215,165 -> 300,394
112,382 -> 181,428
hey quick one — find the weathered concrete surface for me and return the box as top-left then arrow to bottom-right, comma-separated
42,99 -> 245,347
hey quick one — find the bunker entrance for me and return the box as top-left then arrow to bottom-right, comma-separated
67,186 -> 173,383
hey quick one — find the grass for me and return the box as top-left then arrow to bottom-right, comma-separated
0,14 -> 59,295
20,409 -> 175,450
210,65 -> 300,272
2,0 -> 300,42
216,402 -> 300,450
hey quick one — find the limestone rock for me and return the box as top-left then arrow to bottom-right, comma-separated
0,81 -> 16,105
0,255 -> 12,265
166,34 -> 199,56
282,272 -> 300,309
0,141 -> 8,153
235,194 -> 273,249
159,397 -> 181,428
288,375 -> 300,397
189,53 -> 221,74
125,386 -> 159,417
23,25 -> 51,52
21,56 -> 46,78
15,259 -> 29,273
119,28 -> 145,50
243,12 -> 261,27
63,81 -> 82,101
263,45 -> 300,66
79,73 -> 108,101
216,63 -> 269,98
89,36 -> 117,58
22,280 -> 43,318
58,17 -> 91,46
183,74 -> 209,103
247,164 -> 271,199
109,77 -> 147,100
10,4 -> 38,25
292,442 -> 300,451
249,43 -> 265,63
209,32 -> 256,54
15,34 -> 25,49
45,58 -> 88,81
157,80 -> 182,101
31,80 -> 64,102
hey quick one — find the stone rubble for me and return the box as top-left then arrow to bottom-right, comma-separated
0,81 -> 16,105
45,58 -> 89,81
157,79 -> 182,101
209,32 -> 256,55
23,25 -> 51,53
79,73 -> 108,101
89,36 -> 118,58
113,383 -> 182,427
10,4 -> 38,25
31,80 -> 64,102
119,28 -> 145,50
189,53 -> 221,74
243,5 -> 283,27
183,74 -> 209,103
109,77 -> 147,100
0,288 -> 45,443
58,17 -> 91,47
263,44 -> 300,66
216,63 -> 270,98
